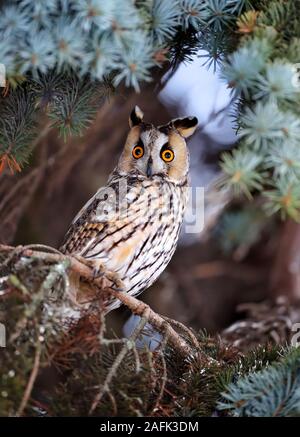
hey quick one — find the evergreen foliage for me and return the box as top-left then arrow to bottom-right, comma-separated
218,347 -> 300,416
1,0 -> 300,419
219,0 -> 300,220
0,0 -> 250,173
1,245 -> 300,417
2,0 -> 300,221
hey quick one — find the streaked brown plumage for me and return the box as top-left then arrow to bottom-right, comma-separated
60,106 -> 198,311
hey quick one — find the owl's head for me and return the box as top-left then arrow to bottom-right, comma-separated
117,106 -> 198,184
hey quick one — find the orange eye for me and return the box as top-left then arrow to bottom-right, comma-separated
132,145 -> 144,159
161,148 -> 174,162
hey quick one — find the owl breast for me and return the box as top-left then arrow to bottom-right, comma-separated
101,177 -> 187,297
61,173 -> 188,310
121,180 -> 187,295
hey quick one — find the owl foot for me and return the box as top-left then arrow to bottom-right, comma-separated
91,265 -> 106,280
90,264 -> 123,290
105,271 -> 124,291
71,255 -> 124,291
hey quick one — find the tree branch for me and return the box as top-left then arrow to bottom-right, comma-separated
89,313 -> 149,415
16,340 -> 41,417
0,244 -> 197,358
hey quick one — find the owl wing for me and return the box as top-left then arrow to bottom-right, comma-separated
60,185 -> 111,255
60,178 -> 153,260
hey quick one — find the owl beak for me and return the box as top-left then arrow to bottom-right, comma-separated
146,157 -> 153,178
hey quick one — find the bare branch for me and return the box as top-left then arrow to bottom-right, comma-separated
0,244 -> 195,357
16,340 -> 41,417
89,312 -> 149,415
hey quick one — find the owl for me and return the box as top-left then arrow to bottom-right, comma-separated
60,106 -> 198,312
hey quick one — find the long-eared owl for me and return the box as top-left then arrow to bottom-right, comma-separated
60,106 -> 198,311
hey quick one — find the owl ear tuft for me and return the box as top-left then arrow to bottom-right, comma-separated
172,116 -> 198,138
129,105 -> 144,128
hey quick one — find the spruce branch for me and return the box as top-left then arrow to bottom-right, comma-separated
198,30 -> 231,70
215,0 -> 300,222
202,0 -> 236,32
145,0 -> 181,45
218,347 -> 300,417
18,31 -> 56,76
109,289 -> 194,356
264,176 -> 300,222
258,0 -> 299,40
47,75 -> 109,140
254,61 -> 299,103
113,32 -> 157,92
180,0 -> 207,30
221,38 -> 271,98
236,10 -> 259,34
0,244 -> 199,358
73,0 -> 116,33
0,88 -> 39,172
266,141 -> 300,179
0,0 -> 267,176
239,102 -> 287,150
220,147 -> 264,198
89,314 -> 149,415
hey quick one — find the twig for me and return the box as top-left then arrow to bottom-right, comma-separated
0,244 -> 195,357
24,244 -> 62,254
132,343 -> 142,374
151,332 -> 168,414
107,391 -> 118,416
16,341 -> 41,417
162,316 -> 200,349
108,289 -> 193,356
89,312 -> 149,415
0,245 -> 25,271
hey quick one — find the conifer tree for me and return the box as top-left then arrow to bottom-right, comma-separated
1,0 -> 300,418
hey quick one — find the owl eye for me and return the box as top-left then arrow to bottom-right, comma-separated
161,148 -> 174,162
132,144 -> 144,159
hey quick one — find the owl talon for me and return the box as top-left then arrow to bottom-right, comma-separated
105,272 -> 124,291
111,280 -> 124,291
92,266 -> 105,280
112,286 -> 124,292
